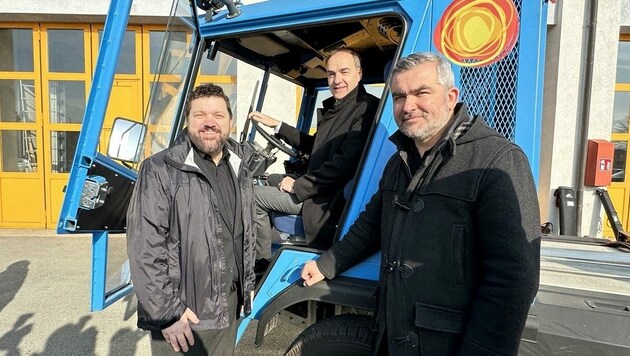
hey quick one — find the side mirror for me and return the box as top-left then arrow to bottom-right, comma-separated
107,117 -> 146,163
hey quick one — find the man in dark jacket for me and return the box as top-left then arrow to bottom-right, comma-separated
302,52 -> 541,355
249,48 -> 379,269
127,84 -> 257,355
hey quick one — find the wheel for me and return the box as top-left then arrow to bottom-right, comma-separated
251,120 -> 297,157
284,314 -> 374,356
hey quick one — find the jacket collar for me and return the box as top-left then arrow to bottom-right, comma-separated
165,128 -> 242,177
321,84 -> 367,113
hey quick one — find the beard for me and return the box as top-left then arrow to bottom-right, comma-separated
189,128 -> 228,157
397,112 -> 450,142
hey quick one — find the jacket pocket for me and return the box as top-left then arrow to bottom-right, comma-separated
450,225 -> 466,287
414,302 -> 467,334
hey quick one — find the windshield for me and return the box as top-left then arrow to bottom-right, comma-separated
142,0 -> 196,161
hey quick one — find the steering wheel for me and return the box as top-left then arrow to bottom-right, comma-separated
251,120 -> 297,157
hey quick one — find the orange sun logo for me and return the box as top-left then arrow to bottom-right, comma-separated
434,0 -> 520,67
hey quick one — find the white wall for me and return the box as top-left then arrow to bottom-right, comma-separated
0,0 -> 173,23
540,0 -> 622,237
622,0 -> 630,27
0,0 -> 266,21
236,62 -> 299,174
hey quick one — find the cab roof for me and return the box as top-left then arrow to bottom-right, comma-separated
197,0 -> 403,87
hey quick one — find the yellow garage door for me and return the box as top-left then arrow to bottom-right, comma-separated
0,24 -> 46,228
607,35 -> 630,238
0,23 -> 145,228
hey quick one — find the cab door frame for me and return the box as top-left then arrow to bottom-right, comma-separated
56,0 -> 136,311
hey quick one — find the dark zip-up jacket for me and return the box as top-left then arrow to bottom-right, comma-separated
277,84 -> 379,247
127,130 -> 257,332
317,104 -> 541,355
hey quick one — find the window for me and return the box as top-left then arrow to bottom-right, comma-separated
47,29 -> 85,73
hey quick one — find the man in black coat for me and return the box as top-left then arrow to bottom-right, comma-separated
301,52 -> 541,355
250,48 -> 379,268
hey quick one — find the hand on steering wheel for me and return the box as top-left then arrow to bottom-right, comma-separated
249,111 -> 280,128
248,112 -> 297,157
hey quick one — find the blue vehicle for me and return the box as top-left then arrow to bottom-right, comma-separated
57,0 -> 630,354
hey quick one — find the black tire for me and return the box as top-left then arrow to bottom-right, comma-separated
284,314 -> 374,356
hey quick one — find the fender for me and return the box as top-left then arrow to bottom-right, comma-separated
253,275 -> 377,346
235,246 -> 379,346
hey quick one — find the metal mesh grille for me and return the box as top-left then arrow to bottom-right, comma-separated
459,1 -> 522,142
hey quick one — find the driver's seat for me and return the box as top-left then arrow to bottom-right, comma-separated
271,178 -> 354,246
271,212 -> 306,242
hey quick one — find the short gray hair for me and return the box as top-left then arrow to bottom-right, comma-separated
325,48 -> 362,70
390,52 -> 455,89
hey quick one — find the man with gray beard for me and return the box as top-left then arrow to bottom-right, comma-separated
127,84 -> 258,355
301,52 -> 541,355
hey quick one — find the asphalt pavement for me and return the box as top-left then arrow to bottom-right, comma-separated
0,229 -> 303,356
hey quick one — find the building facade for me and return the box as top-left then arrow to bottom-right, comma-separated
540,1 -> 630,238
0,0 -> 296,228
0,0 -> 629,237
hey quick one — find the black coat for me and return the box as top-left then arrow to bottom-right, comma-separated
127,131 -> 257,332
277,84 -> 379,247
317,104 -> 541,355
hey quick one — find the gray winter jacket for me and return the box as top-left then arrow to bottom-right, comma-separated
127,129 -> 257,332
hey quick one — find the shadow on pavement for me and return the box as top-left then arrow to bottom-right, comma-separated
33,315 -> 96,356
109,327 -> 146,356
122,292 -> 137,322
0,313 -> 34,356
0,260 -> 30,313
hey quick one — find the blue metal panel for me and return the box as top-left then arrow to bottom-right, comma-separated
53,0 -> 134,312
94,153 -> 138,181
454,0 -> 547,183
236,247 -> 380,343
335,0 -> 431,272
514,0 -> 549,183
57,0 -> 133,233
91,230 -> 134,311
331,0 -> 436,291
339,1 -> 429,239
199,0 -> 406,39
236,248 -> 320,343
103,285 -> 134,309
457,0 -> 521,145
90,231 -> 108,311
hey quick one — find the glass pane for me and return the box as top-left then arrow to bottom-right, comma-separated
49,81 -> 86,123
0,79 -> 36,123
98,30 -> 136,75
149,30 -> 188,74
106,234 -> 131,295
149,31 -> 165,74
149,131 -> 171,158
144,7 -> 193,157
48,29 -> 85,73
612,141 -> 627,183
0,29 -> 34,71
1,130 -> 37,172
612,91 -> 630,133
616,41 -> 630,84
200,52 -> 237,76
50,131 -> 79,173
147,80 -> 185,127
